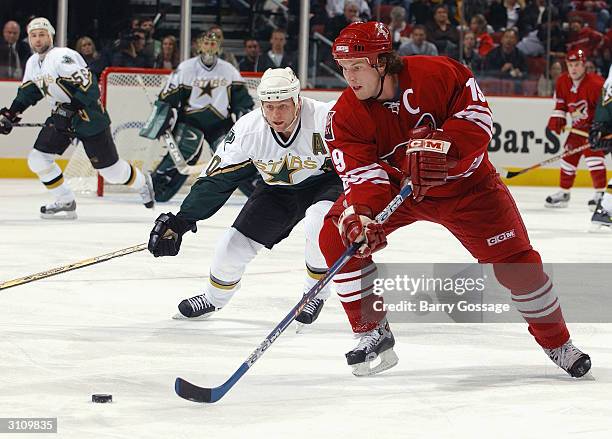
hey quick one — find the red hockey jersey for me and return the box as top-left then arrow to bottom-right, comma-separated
325,56 -> 495,214
552,72 -> 605,132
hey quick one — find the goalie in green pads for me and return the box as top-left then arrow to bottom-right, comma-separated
140,31 -> 257,201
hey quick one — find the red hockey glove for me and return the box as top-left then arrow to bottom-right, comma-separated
401,127 -> 456,202
547,115 -> 566,135
336,205 -> 387,258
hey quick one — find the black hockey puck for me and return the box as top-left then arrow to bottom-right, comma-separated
92,394 -> 112,403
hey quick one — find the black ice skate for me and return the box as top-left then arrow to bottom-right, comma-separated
40,200 -> 77,220
345,319 -> 399,376
544,339 -> 591,378
139,172 -> 155,208
588,191 -> 604,212
173,293 -> 221,320
590,201 -> 612,230
545,190 -> 570,208
295,297 -> 326,333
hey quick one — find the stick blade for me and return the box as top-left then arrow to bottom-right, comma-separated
175,377 -> 216,403
501,168 -> 521,179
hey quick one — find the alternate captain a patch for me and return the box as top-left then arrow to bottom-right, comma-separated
324,111 -> 335,142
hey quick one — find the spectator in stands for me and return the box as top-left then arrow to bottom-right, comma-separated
153,35 -> 180,69
141,18 -> 161,63
389,6 -> 412,49
310,0 -> 330,30
327,1 -> 362,40
75,36 -> 106,79
470,14 -> 495,57
426,4 -> 459,56
571,0 -> 611,33
461,0 -> 489,24
566,14 -> 604,58
398,25 -> 439,56
111,29 -> 150,68
130,18 -> 141,32
485,28 -> 527,79
488,0 -> 525,32
410,0 -> 434,25
537,20 -> 567,57
208,24 -> 240,69
239,38 -> 261,72
457,31 -> 483,73
259,28 -> 297,71
0,20 -> 30,79
518,0 -> 558,38
326,0 -> 371,19
537,60 -> 562,96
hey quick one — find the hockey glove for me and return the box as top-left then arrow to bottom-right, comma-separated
589,122 -> 612,153
0,107 -> 21,135
546,114 -> 566,135
401,127 -> 457,202
148,212 -> 197,257
336,205 -> 387,258
51,104 -> 76,134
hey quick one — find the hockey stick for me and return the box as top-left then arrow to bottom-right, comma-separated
0,243 -> 147,291
135,74 -> 206,176
502,142 -> 592,179
174,183 -> 414,404
13,122 -> 46,128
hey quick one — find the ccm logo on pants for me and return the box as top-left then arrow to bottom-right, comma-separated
487,229 -> 516,246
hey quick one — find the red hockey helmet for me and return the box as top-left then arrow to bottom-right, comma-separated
566,48 -> 586,63
332,21 -> 393,65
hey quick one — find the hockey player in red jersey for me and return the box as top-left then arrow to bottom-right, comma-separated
319,21 -> 591,378
546,49 -> 606,210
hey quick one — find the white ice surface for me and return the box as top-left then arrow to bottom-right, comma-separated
1,180 -> 611,439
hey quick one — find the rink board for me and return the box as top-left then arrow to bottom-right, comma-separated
1,80 -> 611,186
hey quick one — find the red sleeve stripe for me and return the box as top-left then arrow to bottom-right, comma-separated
453,111 -> 493,138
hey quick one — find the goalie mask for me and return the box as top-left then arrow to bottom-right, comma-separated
257,67 -> 302,133
197,31 -> 220,65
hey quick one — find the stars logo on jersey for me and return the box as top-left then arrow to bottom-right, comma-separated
62,55 -> 75,64
324,111 -> 335,142
198,82 -> 216,97
263,156 -> 299,184
603,84 -> 612,106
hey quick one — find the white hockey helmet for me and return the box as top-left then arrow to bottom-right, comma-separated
27,17 -> 56,37
257,67 -> 300,106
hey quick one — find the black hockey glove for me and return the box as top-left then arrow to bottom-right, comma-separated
589,122 -> 612,153
51,104 -> 76,134
148,212 -> 197,257
0,107 -> 21,135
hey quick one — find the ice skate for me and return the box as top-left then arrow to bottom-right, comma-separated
173,293 -> 221,320
589,201 -> 612,232
139,172 -> 155,209
587,191 -> 604,212
545,190 -> 570,208
295,296 -> 326,333
345,319 -> 399,376
40,200 -> 77,220
543,339 -> 591,378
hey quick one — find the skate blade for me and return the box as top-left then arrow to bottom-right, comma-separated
351,349 -> 399,377
40,211 -> 77,220
172,312 -> 215,321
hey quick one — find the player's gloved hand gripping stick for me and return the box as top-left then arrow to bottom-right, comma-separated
174,182 -> 414,404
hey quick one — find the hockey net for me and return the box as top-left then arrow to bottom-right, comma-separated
64,68 -> 262,196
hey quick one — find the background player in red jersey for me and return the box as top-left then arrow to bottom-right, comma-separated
319,21 -> 591,378
546,49 -> 606,210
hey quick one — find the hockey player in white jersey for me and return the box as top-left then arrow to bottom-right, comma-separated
140,31 -> 256,202
0,17 -> 154,219
148,68 -> 341,326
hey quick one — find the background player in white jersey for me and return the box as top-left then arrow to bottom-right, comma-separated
589,64 -> 612,228
140,31 -> 256,202
147,68 -> 341,326
0,18 -> 154,219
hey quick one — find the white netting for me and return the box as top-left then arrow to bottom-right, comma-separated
64,68 -> 261,196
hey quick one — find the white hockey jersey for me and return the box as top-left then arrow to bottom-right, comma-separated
21,47 -> 93,109
208,96 -> 336,186
161,56 -> 246,119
